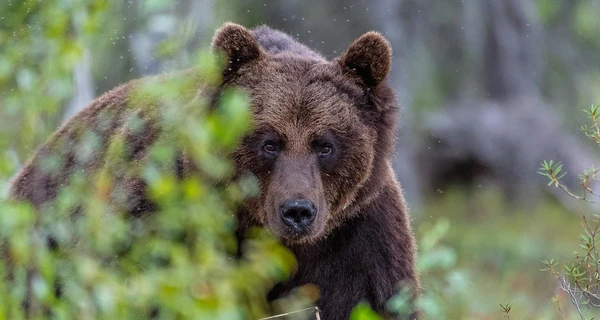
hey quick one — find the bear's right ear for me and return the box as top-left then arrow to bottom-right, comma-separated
211,23 -> 262,79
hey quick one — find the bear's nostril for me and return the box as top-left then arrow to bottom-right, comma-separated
300,209 -> 312,219
280,199 -> 317,231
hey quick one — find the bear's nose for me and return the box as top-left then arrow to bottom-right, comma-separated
280,199 -> 317,232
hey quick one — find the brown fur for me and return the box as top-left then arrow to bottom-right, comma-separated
9,23 -> 419,319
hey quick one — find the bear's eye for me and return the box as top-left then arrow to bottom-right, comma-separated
263,141 -> 279,154
319,145 -> 333,157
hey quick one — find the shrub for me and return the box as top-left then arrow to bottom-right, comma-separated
0,2 -> 298,317
539,104 -> 600,320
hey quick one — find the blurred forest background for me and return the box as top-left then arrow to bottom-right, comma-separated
1,0 -> 600,319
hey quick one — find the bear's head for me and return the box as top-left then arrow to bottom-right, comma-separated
212,23 -> 397,244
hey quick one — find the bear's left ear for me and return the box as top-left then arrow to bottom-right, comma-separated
211,23 -> 262,79
338,31 -> 392,88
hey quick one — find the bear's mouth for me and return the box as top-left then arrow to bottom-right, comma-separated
276,229 -> 320,245
267,220 -> 318,243
280,225 -> 313,240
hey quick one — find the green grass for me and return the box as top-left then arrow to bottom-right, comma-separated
415,186 -> 597,319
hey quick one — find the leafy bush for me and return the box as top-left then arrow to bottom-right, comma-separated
0,53 -> 302,319
540,104 -> 600,320
0,2 -> 300,318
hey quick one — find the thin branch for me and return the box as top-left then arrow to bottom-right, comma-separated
558,277 -> 587,320
259,307 -> 321,320
548,168 -> 600,204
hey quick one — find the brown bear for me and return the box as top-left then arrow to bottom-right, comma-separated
9,23 -> 419,319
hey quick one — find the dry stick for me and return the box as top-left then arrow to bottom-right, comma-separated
259,307 -> 321,320
559,277 -> 586,320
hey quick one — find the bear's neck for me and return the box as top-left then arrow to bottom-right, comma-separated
332,158 -> 399,228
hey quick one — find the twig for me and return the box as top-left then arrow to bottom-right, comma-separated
259,307 -> 321,320
558,276 -> 586,320
553,295 -> 567,320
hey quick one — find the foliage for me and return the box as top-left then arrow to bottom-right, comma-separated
350,303 -> 382,320
410,188 -> 584,319
539,104 -> 600,320
0,1 -> 298,319
0,0 -> 113,160
539,105 -> 600,203
386,218 -> 470,319
0,54 -> 300,319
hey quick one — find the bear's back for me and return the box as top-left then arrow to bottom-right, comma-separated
251,25 -> 325,61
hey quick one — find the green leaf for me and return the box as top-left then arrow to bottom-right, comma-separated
350,303 -> 382,320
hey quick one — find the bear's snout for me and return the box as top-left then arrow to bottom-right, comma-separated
279,199 -> 317,233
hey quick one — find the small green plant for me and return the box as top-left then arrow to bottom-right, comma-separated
539,104 -> 600,320
350,303 -> 382,320
582,104 -> 600,148
539,105 -> 600,203
500,302 -> 512,319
